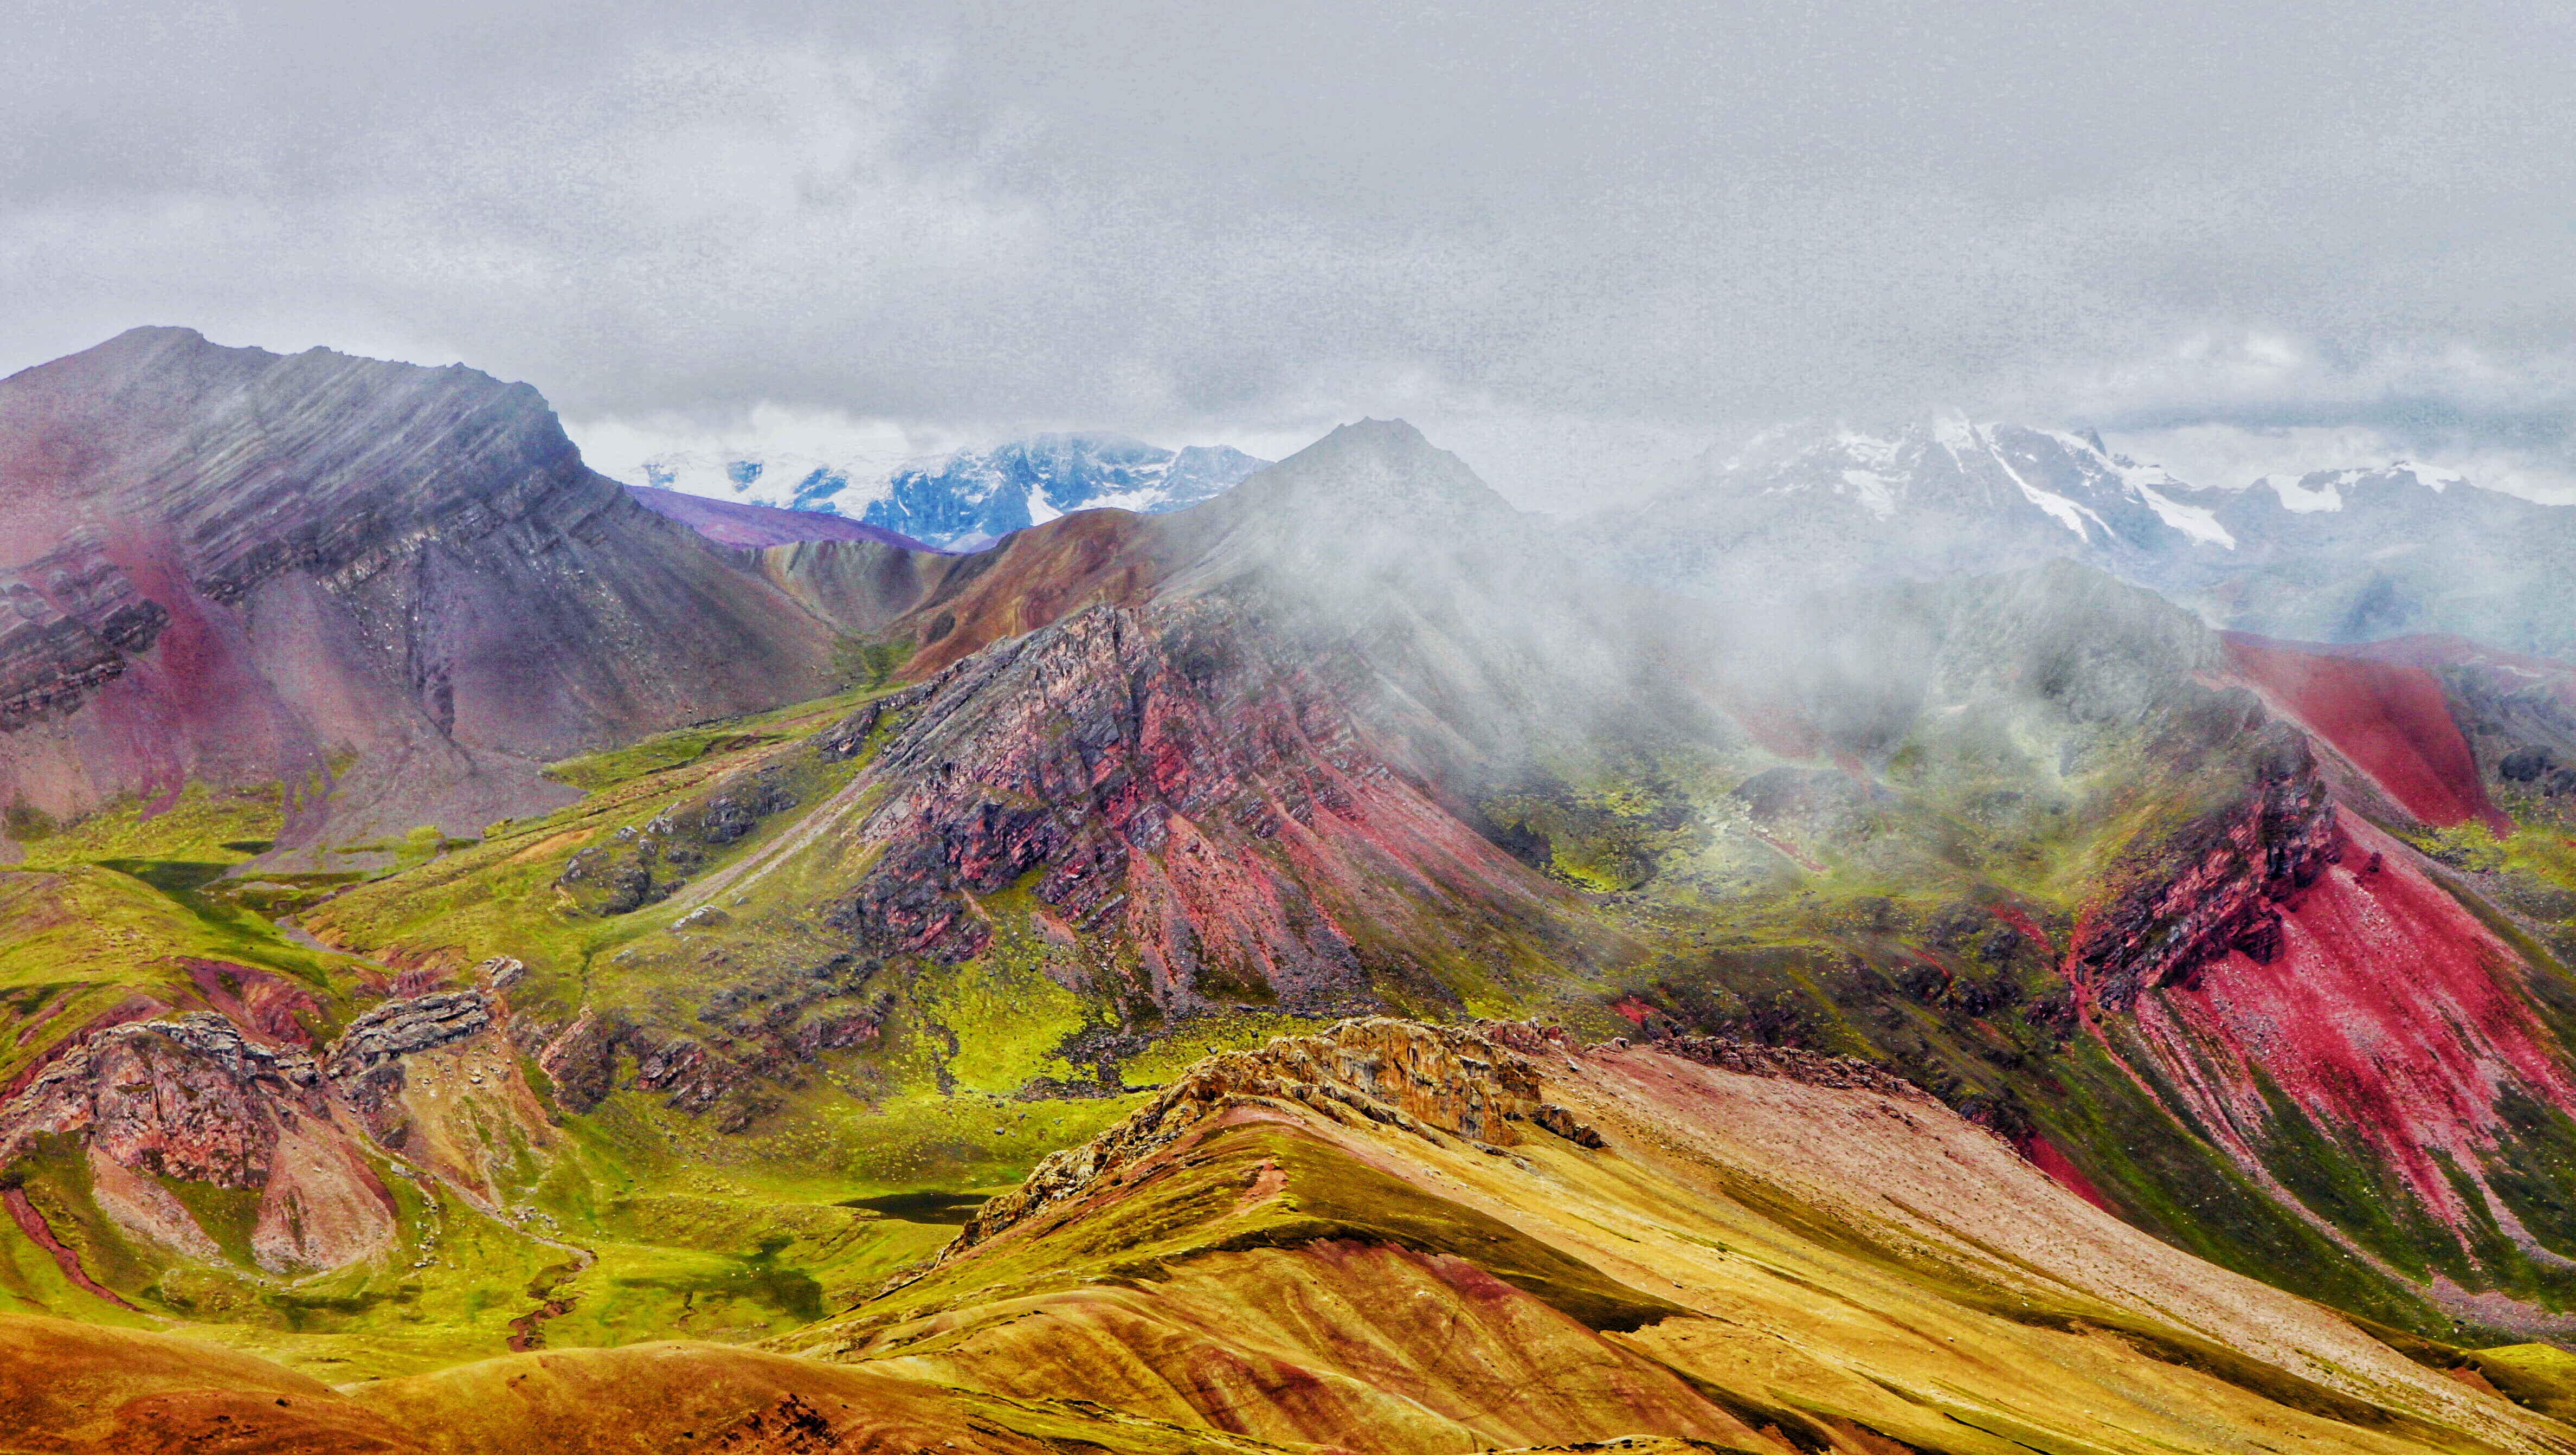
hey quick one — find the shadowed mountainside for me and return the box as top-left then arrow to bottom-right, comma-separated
0,327 -> 853,860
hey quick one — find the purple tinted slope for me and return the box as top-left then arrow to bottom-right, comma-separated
624,485 -> 942,552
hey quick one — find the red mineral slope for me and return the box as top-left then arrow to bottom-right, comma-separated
2129,811 -> 2574,1227
2221,634 -> 2511,833
2225,633 -> 2503,829
2290,633 -> 2576,715
821,602 -> 1588,1009
2014,1130 -> 2120,1212
3,1189 -> 139,1309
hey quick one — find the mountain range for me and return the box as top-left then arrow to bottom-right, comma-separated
634,433 -> 1271,551
1569,419 -> 2576,658
5,331 -> 2576,1453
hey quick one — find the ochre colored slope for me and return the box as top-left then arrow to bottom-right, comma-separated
2224,634 -> 2512,833
8,1019 -> 2575,1453
0,1316 -> 1288,1455
0,1312 -> 420,1454
339,1341 -> 1286,1455
778,1020 -> 2568,1455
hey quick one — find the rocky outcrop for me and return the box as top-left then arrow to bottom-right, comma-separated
0,1011 -> 400,1273
2066,728 -> 2340,1011
328,991 -> 494,1139
0,1014 -> 323,1187
557,764 -> 803,915
1645,1034 -> 1937,1104
944,1019 -> 1543,1260
330,992 -> 492,1071
820,601 -> 1558,1013
532,1012 -> 620,1112
534,984 -> 886,1131
0,987 -> 556,1277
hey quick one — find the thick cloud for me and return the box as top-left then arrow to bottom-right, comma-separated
8,0 -> 2574,501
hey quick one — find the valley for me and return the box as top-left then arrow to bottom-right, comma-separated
6,332 -> 2576,1452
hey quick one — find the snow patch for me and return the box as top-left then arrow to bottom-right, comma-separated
2132,482 -> 2237,549
2393,461 -> 2464,492
2261,473 -> 2346,513
1980,427 -> 2112,542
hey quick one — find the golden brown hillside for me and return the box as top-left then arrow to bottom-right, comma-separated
11,1019 -> 2569,1454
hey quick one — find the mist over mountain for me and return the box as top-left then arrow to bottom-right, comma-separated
1568,419 -> 2576,656
20,0 -> 2576,1441
632,433 -> 1271,551
11,331 -> 2576,1452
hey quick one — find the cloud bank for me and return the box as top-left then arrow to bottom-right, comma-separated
9,0 -> 2575,503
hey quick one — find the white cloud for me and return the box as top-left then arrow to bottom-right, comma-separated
10,1 -> 2576,507
565,405 -> 942,488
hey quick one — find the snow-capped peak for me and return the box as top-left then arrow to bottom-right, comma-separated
623,433 -> 1271,551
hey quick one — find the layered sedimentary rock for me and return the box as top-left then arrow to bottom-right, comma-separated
821,601 -> 1575,1011
0,327 -> 843,847
2066,727 -> 2340,1010
0,987 -> 545,1276
948,1018 -> 1549,1257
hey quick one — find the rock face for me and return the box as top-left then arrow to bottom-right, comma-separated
0,327 -> 845,848
821,600 -> 1566,1012
2122,808 -> 2576,1246
2067,729 -> 2340,1012
327,990 -> 497,1145
0,988 -> 546,1276
0,1012 -> 398,1271
2,1014 -> 323,1188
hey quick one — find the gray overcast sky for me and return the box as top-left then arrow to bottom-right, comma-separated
9,0 -> 2576,501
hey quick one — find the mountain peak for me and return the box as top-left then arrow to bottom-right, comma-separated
1204,417 -> 1527,550
627,429 -> 1270,552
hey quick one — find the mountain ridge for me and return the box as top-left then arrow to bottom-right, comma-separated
632,430 -> 1272,552
9,332 -> 2576,1451
0,327 -> 859,860
1568,418 -> 2576,658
